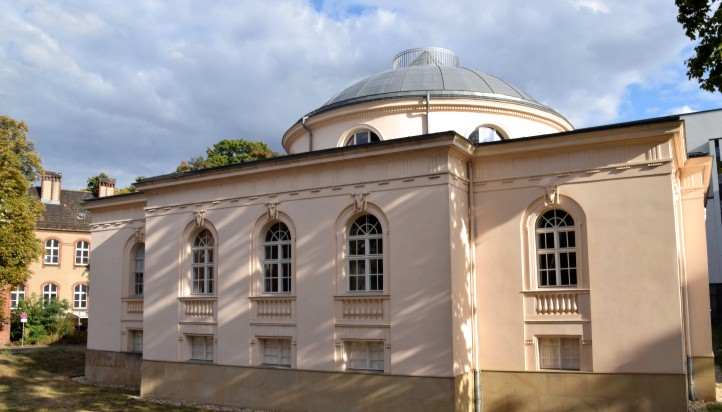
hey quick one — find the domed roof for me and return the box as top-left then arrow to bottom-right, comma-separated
308,47 -> 560,117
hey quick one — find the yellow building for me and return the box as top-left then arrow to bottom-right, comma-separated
10,172 -> 114,321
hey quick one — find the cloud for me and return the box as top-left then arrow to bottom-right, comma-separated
668,105 -> 695,114
0,0 -> 719,188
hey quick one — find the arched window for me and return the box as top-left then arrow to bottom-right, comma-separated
10,285 -> 25,309
263,222 -> 292,293
75,240 -> 90,266
42,283 -> 58,304
348,214 -> 383,292
191,230 -> 215,295
74,284 -> 88,309
133,245 -> 145,297
469,125 -> 505,144
44,239 -> 59,265
345,129 -> 381,146
536,209 -> 577,287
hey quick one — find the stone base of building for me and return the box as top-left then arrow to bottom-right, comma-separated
691,356 -> 716,401
85,349 -> 142,389
141,360 -> 457,412
480,370 -> 688,412
84,352 -> 697,411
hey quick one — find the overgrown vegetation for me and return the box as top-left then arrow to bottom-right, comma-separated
10,296 -> 77,345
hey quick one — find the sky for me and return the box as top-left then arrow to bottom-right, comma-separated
1,0 -> 721,189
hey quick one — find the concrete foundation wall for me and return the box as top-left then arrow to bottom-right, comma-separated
692,356 -> 716,401
141,359 -> 457,412
480,370 -> 687,412
85,349 -> 142,389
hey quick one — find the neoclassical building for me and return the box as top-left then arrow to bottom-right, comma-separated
85,48 -> 714,411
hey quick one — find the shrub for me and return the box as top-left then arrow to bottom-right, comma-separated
10,295 -> 75,344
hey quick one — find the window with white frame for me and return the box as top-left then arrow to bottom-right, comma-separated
262,338 -> 292,367
74,284 -> 88,309
42,283 -> 58,304
344,340 -> 385,371
190,335 -> 214,361
538,336 -> 580,371
345,129 -> 381,146
191,230 -> 214,295
348,214 -> 383,292
44,239 -> 59,265
536,209 -> 577,287
133,245 -> 144,297
130,330 -> 143,353
263,222 -> 292,293
75,240 -> 89,266
469,125 -> 505,143
10,285 -> 25,309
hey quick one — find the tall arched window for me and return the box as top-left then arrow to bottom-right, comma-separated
43,283 -> 58,304
263,222 -> 292,293
75,240 -> 90,266
348,214 -> 383,292
44,239 -> 59,265
536,209 -> 577,287
74,284 -> 88,309
469,125 -> 505,144
133,245 -> 145,297
345,129 -> 381,146
192,230 -> 215,295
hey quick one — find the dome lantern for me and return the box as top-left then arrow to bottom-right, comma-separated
391,47 -> 460,69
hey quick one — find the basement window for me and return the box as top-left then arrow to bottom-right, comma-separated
344,340 -> 384,372
538,336 -> 580,371
190,335 -> 214,362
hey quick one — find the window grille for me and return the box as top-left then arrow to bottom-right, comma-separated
44,239 -> 59,264
263,223 -> 292,293
191,230 -> 214,295
345,341 -> 384,371
539,336 -> 580,370
262,338 -> 292,367
348,215 -> 383,292
535,209 -> 577,287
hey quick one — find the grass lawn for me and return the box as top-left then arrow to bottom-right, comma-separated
0,346 -> 208,412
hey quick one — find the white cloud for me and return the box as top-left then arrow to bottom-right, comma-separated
570,0 -> 611,14
0,0 -> 716,188
669,105 -> 695,114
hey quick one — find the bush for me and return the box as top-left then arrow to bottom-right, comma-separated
10,296 -> 76,344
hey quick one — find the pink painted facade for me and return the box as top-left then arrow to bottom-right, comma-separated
84,48 -> 715,410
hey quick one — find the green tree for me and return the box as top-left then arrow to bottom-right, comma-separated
676,0 -> 722,92
0,116 -> 43,288
176,139 -> 275,172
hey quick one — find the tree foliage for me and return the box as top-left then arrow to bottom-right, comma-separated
176,139 -> 275,172
676,0 -> 722,92
0,116 -> 43,288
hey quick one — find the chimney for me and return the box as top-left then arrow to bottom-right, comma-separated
40,171 -> 61,204
98,176 -> 116,198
